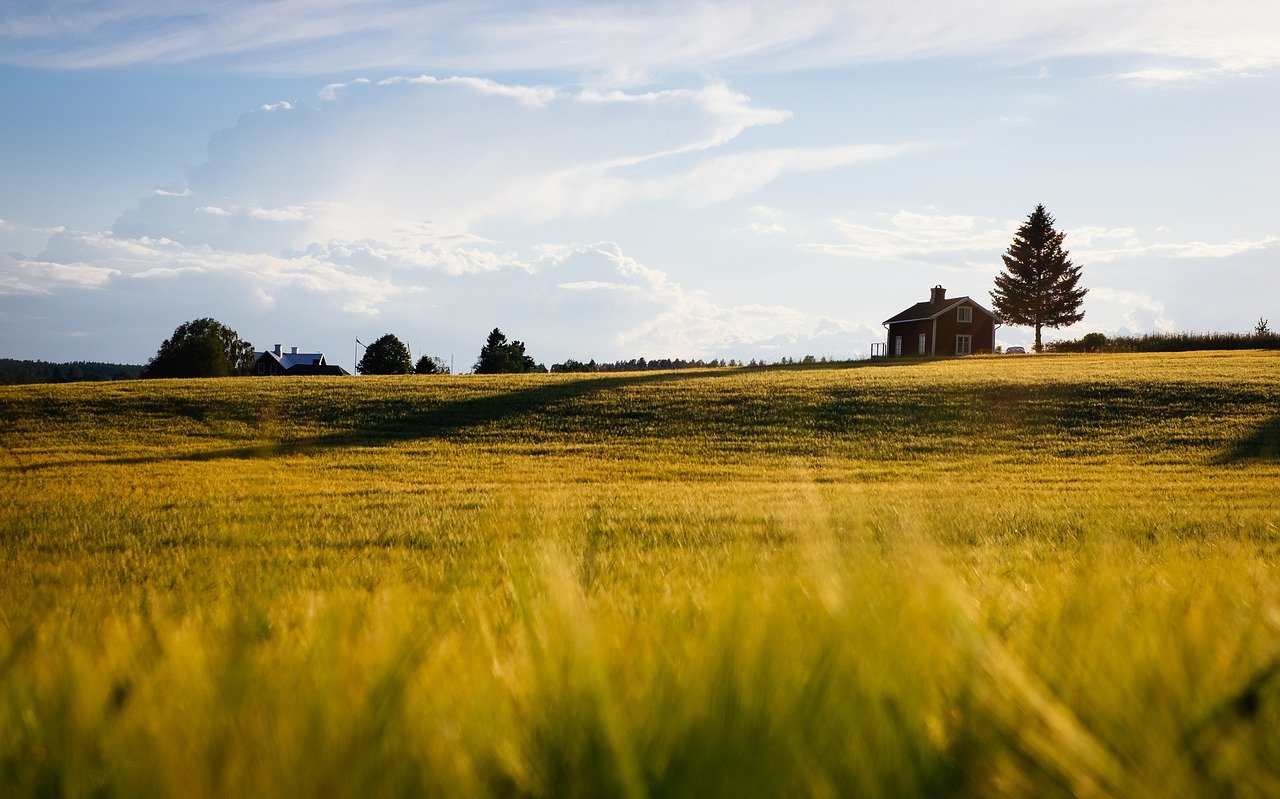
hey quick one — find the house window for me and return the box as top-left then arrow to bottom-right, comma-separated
918,333 -> 926,354
894,335 -> 903,357
956,335 -> 972,355
957,306 -> 972,323
257,363 -> 267,375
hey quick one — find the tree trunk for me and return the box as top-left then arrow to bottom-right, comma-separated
1034,324 -> 1043,352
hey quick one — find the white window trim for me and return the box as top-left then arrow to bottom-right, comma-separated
957,306 -> 972,323
894,335 -> 903,356
918,333 -> 926,354
956,334 -> 972,355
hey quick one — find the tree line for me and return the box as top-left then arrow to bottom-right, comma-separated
0,359 -> 142,385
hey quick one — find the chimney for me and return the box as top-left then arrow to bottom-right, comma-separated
930,285 -> 946,304
291,346 -> 299,355
273,344 -> 282,356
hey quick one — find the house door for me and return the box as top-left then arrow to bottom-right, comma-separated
956,335 -> 972,355
918,333 -> 926,354
894,335 -> 902,357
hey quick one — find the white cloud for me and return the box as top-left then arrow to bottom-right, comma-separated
733,205 -> 791,236
0,251 -> 118,295
4,1 -> 1278,81
113,74 -> 878,237
1,229 -> 872,362
802,209 -> 1016,263
803,209 -> 1279,269
736,222 -> 788,237
259,100 -> 293,111
152,187 -> 191,197
248,205 -> 314,222
631,143 -> 921,209
1088,287 -> 1176,333
1112,65 -> 1262,85
7,229 -> 400,315
1077,235 -> 1279,262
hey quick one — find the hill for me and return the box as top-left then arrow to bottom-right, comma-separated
1,351 -> 1278,796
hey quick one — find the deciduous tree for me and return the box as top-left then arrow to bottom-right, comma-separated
357,334 -> 413,375
415,355 -> 450,375
142,318 -> 254,378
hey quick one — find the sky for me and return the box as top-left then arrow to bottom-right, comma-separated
1,1 -> 1278,368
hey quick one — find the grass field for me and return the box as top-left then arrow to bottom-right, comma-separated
2,351 -> 1279,797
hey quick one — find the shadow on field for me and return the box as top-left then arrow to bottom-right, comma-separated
6,363 -> 1274,470
30,370 -> 720,468
1216,414 -> 1280,464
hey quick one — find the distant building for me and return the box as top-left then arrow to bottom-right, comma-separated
253,344 -> 349,376
882,286 -> 997,357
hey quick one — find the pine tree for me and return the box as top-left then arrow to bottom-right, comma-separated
473,328 -> 537,374
990,205 -> 1087,351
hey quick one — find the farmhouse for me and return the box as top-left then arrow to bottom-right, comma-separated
254,344 -> 349,376
882,286 -> 997,357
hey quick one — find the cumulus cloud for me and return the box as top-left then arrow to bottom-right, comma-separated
1087,287 -> 1176,334
0,230 -> 873,363
5,72 -> 905,362
0,251 -> 118,295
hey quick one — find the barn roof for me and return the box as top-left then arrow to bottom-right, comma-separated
882,296 -> 996,325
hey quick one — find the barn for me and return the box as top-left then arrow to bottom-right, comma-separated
882,286 -> 997,357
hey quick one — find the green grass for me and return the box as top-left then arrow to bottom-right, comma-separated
1,351 -> 1279,797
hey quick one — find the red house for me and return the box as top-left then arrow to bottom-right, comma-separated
882,286 -> 997,357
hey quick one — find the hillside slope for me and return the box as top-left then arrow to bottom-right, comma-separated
1,351 -> 1278,797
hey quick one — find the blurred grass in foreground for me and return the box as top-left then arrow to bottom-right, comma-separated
1,351 -> 1279,797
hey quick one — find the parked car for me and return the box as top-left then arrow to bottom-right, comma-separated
1005,346 -> 1026,354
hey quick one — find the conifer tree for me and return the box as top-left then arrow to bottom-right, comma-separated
473,328 -> 537,374
990,204 -> 1087,351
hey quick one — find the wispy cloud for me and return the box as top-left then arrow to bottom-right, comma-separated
1077,235 -> 1279,262
802,209 -> 1279,268
734,205 -> 791,235
1113,65 -> 1263,85
802,210 -> 1016,263
3,1 -> 1277,80
116,73 -> 885,234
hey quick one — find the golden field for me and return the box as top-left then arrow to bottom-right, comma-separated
1,351 -> 1278,797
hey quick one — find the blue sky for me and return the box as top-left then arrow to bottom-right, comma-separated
1,1 -> 1277,367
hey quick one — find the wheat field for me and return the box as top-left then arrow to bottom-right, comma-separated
1,351 -> 1278,797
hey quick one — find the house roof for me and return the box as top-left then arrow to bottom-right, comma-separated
882,296 -> 996,326
287,362 -> 350,376
257,350 -> 326,369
